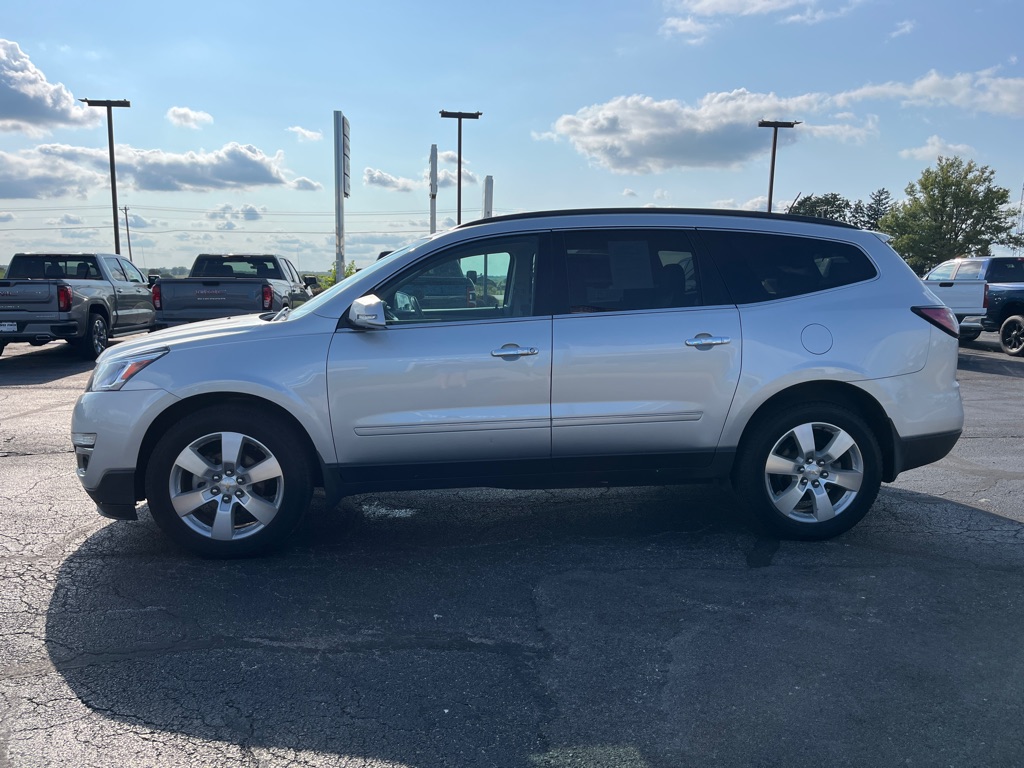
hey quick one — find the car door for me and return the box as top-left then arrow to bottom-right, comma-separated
117,258 -> 156,326
101,256 -> 150,329
550,228 -> 741,464
327,233 -> 553,470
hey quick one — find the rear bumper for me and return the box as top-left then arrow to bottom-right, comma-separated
0,319 -> 80,342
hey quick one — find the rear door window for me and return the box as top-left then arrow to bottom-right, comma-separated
560,229 -> 704,313
698,230 -> 877,304
985,258 -> 1024,282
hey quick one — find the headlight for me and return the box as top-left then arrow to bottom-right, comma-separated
88,348 -> 169,392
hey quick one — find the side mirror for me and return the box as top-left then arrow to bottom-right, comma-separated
348,294 -> 387,329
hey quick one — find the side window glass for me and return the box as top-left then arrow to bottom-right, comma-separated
699,231 -> 877,304
925,262 -> 957,281
120,259 -> 146,284
563,230 -> 700,313
985,258 -> 1024,282
378,235 -> 538,324
103,257 -> 128,282
952,261 -> 982,279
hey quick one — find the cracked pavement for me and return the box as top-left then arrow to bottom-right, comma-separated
0,336 -> 1023,767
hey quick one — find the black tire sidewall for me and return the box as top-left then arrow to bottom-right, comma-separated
735,402 -> 882,540
79,314 -> 108,360
145,405 -> 313,557
999,315 -> 1024,356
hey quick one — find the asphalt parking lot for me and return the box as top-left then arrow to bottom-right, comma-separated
1,335 -> 1023,767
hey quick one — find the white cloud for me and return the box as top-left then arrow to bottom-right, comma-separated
363,167 -> 421,192
541,67 -> 1023,175
835,68 -> 1024,116
660,16 -> 713,44
545,90 -> 827,174
889,20 -> 915,39
898,135 -> 975,161
287,125 -> 323,142
166,106 -> 213,129
661,1 -> 864,43
0,39 -> 98,136
205,203 -> 267,222
622,188 -> 638,197
0,141 -> 313,198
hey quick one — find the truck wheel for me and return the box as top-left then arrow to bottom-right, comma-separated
75,312 -> 109,359
733,402 -> 882,541
999,315 -> 1024,356
144,405 -> 314,557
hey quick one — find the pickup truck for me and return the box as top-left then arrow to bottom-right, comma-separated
921,255 -> 1024,351
0,252 -> 155,359
151,254 -> 312,328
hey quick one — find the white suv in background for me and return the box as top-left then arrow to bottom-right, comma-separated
72,209 -> 964,557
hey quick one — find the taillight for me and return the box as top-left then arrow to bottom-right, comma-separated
152,283 -> 162,310
983,283 -> 989,309
57,285 -> 73,312
912,305 -> 960,338
262,285 -> 273,310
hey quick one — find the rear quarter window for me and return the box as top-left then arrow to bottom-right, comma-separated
985,258 -> 1024,283
698,230 -> 877,304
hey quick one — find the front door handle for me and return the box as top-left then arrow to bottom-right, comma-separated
491,345 -> 539,358
685,335 -> 731,347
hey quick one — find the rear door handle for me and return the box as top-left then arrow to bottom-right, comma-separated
491,345 -> 539,358
685,335 -> 731,347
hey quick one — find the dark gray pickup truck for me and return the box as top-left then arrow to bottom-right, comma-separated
0,252 -> 155,358
151,254 -> 312,328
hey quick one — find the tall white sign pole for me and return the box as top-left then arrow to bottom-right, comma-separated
429,144 -> 438,234
334,111 -> 350,279
482,175 -> 493,219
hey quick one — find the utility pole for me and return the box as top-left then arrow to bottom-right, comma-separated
440,110 -> 482,225
121,206 -> 133,261
758,119 -> 800,213
80,98 -> 130,253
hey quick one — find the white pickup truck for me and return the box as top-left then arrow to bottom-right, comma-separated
922,255 -> 1024,350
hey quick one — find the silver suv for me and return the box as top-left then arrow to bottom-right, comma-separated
71,209 -> 964,556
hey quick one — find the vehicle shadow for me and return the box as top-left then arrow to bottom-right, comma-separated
957,334 -> 1024,377
0,342 -> 96,384
44,485 -> 1024,766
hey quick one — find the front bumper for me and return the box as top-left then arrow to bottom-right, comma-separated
72,386 -> 180,518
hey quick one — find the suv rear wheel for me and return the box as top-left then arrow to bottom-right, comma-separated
145,405 -> 313,557
735,403 -> 882,540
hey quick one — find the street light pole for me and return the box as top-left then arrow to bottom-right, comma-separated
440,110 -> 482,225
81,98 -> 131,253
758,119 -> 800,213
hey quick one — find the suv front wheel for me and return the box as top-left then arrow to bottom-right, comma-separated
734,403 -> 882,540
144,405 -> 313,557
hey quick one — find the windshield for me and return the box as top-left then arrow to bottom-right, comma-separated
286,237 -> 432,321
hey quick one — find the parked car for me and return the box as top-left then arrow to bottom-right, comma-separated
150,254 -> 312,328
0,252 -> 155,358
71,209 -> 964,557
922,255 -> 1024,349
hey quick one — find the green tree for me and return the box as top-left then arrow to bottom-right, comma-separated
878,157 -> 1024,274
321,259 -> 357,289
788,192 -> 853,223
850,188 -> 894,230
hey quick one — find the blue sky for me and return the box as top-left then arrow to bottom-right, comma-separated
2,0 -> 1023,272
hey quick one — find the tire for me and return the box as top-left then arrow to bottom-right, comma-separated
998,315 -> 1024,356
734,402 -> 882,540
74,312 -> 109,359
144,405 -> 314,557
958,329 -> 981,343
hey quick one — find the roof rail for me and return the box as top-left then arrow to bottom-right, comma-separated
456,207 -> 859,230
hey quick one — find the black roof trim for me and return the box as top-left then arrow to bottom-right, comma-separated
457,207 -> 859,230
